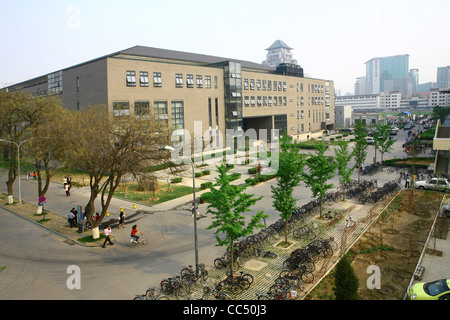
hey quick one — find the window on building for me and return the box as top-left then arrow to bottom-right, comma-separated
257,80 -> 261,90
273,81 -> 277,91
76,76 -> 80,92
244,79 -> 249,90
135,101 -> 150,116
140,72 -> 149,87
113,101 -> 130,116
187,74 -> 194,88
153,72 -> 162,87
257,96 -> 262,106
171,101 -> 184,130
196,75 -> 203,88
126,71 -> 136,87
205,76 -> 211,88
244,96 -> 250,107
48,71 -> 63,95
250,79 -> 255,90
278,82 -> 282,91
268,80 -> 272,91
251,96 -> 255,106
175,74 -> 183,88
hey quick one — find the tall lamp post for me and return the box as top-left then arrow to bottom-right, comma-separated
0,139 -> 29,204
165,145 -> 199,276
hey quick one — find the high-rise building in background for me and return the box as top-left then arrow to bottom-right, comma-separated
437,66 -> 450,89
365,54 -> 410,95
409,68 -> 419,95
262,40 -> 297,68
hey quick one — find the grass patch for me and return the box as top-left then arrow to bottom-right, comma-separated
113,183 -> 195,205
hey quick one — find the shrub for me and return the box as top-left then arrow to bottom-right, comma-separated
200,182 -> 214,189
170,177 -> 182,184
333,255 -> 359,300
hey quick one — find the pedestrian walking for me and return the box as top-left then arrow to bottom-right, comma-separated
102,226 -> 114,248
67,175 -> 72,188
65,183 -> 70,196
118,210 -> 125,229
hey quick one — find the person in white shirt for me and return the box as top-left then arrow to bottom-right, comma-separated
102,226 -> 114,248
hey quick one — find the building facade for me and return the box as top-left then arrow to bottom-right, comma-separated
437,66 -> 450,89
4,45 -> 334,145
365,54 -> 410,95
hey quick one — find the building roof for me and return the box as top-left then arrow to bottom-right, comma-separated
115,45 -> 274,71
265,40 -> 293,51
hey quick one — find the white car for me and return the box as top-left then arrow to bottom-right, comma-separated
366,137 -> 375,144
414,178 -> 450,192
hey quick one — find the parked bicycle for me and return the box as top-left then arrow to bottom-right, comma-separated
200,283 -> 230,300
180,263 -> 208,285
160,275 -> 190,299
344,215 -> 356,231
145,287 -> 170,300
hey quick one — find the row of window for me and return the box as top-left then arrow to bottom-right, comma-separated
243,95 -> 326,107
112,100 -> 185,130
244,96 -> 287,107
126,70 -> 219,89
243,78 -> 326,94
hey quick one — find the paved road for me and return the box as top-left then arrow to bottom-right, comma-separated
0,128 -> 434,300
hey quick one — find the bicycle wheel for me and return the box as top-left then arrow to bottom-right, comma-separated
130,240 -> 137,247
180,268 -> 193,279
141,238 -> 149,245
214,258 -> 224,269
145,289 -> 155,300
176,284 -> 191,300
217,292 -> 230,300
300,271 -> 314,284
157,295 -> 170,300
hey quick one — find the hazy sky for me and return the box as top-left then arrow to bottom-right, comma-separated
1,0 -> 449,94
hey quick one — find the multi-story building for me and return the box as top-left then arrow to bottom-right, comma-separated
429,88 -> 450,108
437,66 -> 450,89
365,54 -> 410,95
4,45 -> 334,145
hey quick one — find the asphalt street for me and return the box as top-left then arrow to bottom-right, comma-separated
0,128 -> 430,299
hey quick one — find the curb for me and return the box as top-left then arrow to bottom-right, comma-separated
0,203 -> 95,248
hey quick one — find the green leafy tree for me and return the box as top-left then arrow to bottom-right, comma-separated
202,164 -> 268,275
334,139 -> 355,201
271,134 -> 305,244
334,255 -> 359,300
301,141 -> 337,219
432,105 -> 450,122
373,123 -> 395,170
352,119 -> 368,184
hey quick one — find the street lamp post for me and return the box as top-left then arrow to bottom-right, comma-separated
165,145 -> 199,276
0,139 -> 29,204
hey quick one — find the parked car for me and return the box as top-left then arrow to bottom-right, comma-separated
365,137 -> 375,144
414,178 -> 450,192
408,279 -> 450,300
423,123 -> 431,129
390,129 -> 397,135
404,123 -> 414,130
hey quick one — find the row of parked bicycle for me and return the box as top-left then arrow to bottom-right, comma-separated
356,181 -> 401,205
134,262 -> 256,300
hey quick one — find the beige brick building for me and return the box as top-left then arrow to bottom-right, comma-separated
4,45 -> 335,144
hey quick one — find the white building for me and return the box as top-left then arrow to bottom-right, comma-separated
429,88 -> 450,107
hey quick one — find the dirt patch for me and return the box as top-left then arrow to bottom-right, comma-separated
352,189 -> 443,300
307,189 -> 444,300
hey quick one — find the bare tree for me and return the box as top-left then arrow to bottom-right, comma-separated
61,104 -> 169,238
